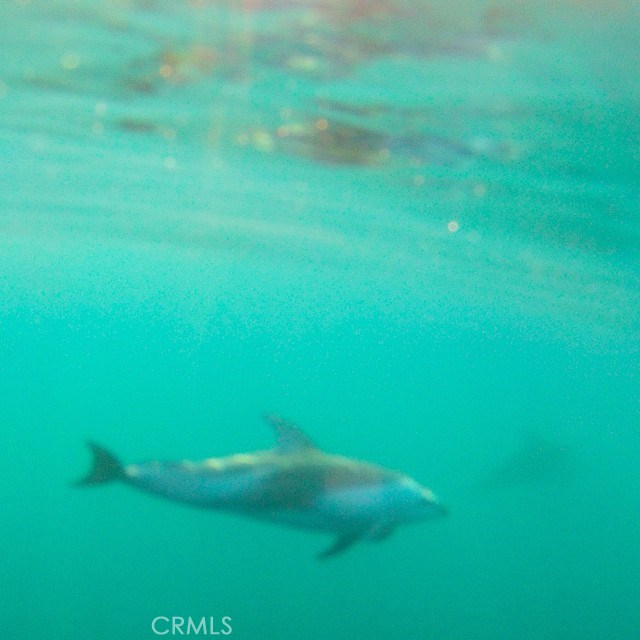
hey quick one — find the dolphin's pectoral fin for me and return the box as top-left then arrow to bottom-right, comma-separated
369,523 -> 397,542
263,414 -> 317,453
317,533 -> 362,560
244,468 -> 325,510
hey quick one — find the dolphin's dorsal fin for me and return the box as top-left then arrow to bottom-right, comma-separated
263,414 -> 317,452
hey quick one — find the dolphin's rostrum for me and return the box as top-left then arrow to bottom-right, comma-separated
77,415 -> 446,558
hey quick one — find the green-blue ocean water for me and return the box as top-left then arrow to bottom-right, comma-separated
1,1 -> 639,638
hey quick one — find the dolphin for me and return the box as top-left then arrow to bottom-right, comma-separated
478,432 -> 570,492
76,415 -> 446,558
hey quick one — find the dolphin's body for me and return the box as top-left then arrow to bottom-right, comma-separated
77,415 -> 446,558
478,433 -> 570,492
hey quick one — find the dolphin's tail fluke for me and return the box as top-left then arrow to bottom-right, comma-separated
75,442 -> 124,486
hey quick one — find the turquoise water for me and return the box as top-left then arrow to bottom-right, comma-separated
1,1 -> 639,638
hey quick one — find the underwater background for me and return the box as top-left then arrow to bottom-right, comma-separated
1,1 -> 639,638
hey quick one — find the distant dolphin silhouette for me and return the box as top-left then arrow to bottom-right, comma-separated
76,415 -> 446,559
478,432 -> 569,491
